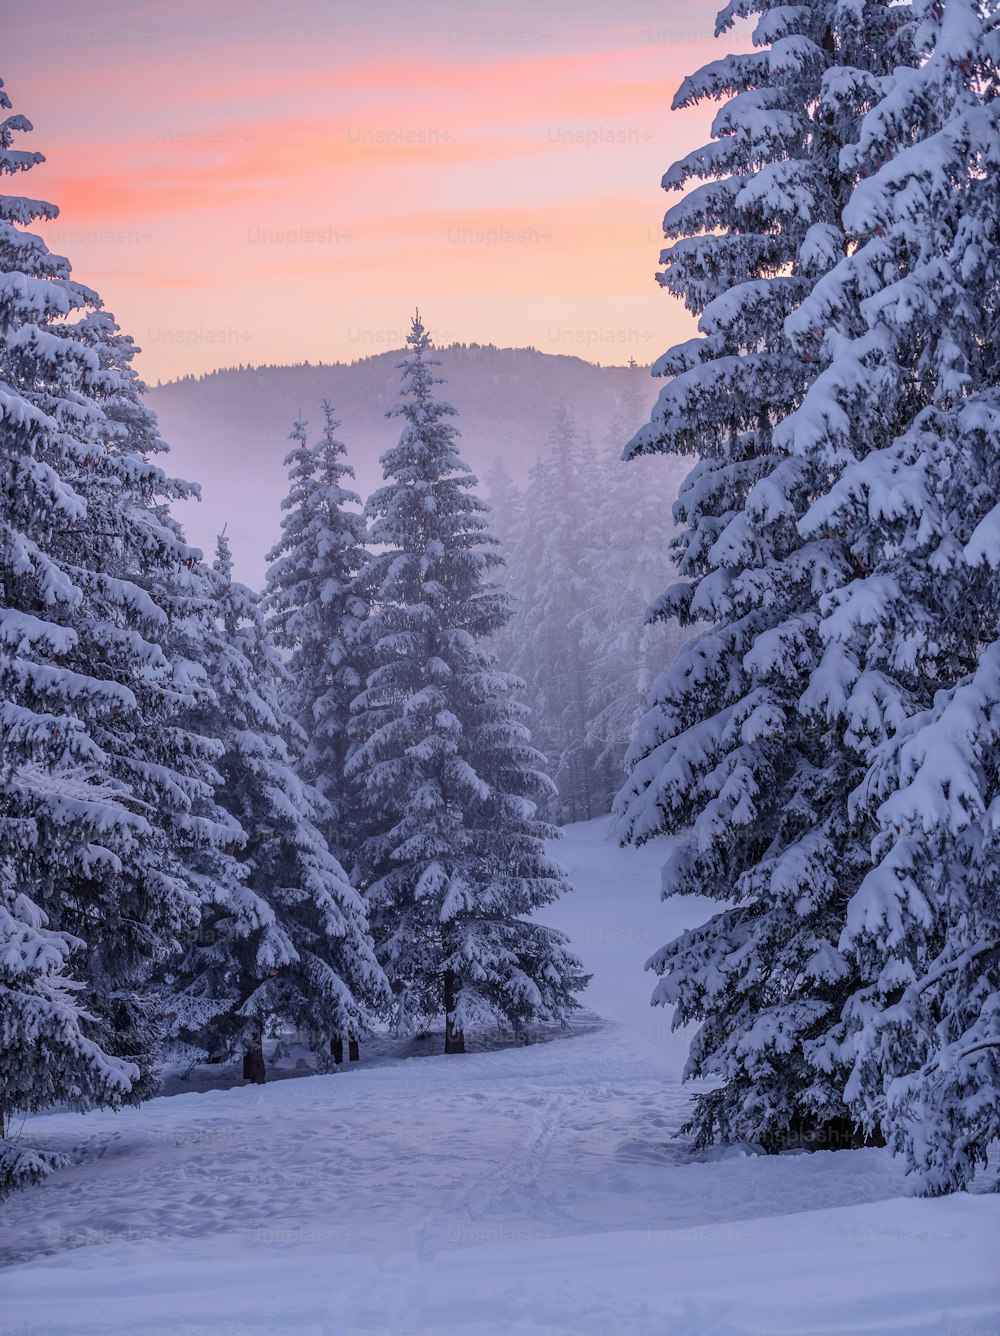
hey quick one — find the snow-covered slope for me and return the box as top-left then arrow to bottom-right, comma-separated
2,818 -> 997,1334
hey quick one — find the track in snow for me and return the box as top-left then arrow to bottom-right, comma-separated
1,816 -> 997,1335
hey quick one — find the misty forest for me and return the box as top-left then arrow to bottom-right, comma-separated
0,1 -> 998,1333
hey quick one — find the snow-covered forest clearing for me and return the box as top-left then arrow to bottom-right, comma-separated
3,0 -> 1000,1330
4,818 -> 997,1335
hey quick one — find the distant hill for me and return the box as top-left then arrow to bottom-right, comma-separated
145,344 -> 677,586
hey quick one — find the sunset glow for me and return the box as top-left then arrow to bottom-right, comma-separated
7,0 -> 739,381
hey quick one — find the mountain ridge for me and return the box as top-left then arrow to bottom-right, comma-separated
145,343 -> 672,585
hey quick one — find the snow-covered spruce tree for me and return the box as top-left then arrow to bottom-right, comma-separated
485,390 -> 689,819
264,404 -> 370,870
530,406 -> 605,823
584,375 -> 692,810
0,837 -> 136,1198
167,534 -> 389,1080
0,79 -> 235,1184
0,131 -> 137,1188
489,406 -> 605,823
349,315 -> 587,1052
614,2 -> 916,1151
778,0 -> 999,1192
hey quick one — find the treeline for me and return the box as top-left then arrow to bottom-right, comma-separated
486,388 -> 691,824
156,343 -> 570,389
0,85 -> 585,1200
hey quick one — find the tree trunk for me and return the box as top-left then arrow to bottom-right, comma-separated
330,1035 -> 344,1065
601,755 -> 616,815
348,1038 -> 360,1063
570,639 -> 593,821
444,969 -> 465,1054
242,1027 -> 266,1084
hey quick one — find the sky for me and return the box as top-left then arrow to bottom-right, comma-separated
6,0 -> 740,384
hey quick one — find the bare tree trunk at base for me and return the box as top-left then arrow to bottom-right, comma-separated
348,1038 -> 360,1062
444,969 -> 465,1054
330,1035 -> 344,1065
243,1026 -> 266,1084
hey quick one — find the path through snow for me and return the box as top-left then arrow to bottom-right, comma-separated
1,817 -> 997,1334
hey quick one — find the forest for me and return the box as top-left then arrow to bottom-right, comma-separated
1,0 -> 998,1330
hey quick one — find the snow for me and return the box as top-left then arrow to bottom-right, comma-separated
1,817 -> 997,1335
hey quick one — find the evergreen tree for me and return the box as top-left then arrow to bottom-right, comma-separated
74,311 -> 237,1093
1,84 -> 134,1191
584,371 -> 691,809
350,315 -> 587,1051
0,80 -> 232,1186
495,407 -> 601,823
615,1 -> 915,1151
481,457 -> 522,533
532,407 -> 605,823
490,408 -> 611,823
1,812 -> 135,1198
168,535 -> 389,1080
264,404 -> 369,863
486,391 -> 690,822
779,0 -> 999,1191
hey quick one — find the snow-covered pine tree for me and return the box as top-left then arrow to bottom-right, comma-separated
614,1 -> 916,1151
167,534 -> 389,1080
485,389 -> 690,820
530,406 -> 605,823
584,368 -> 691,810
0,79 -> 236,1188
264,404 -> 370,867
779,0 -> 999,1192
1,829 -> 136,1198
349,315 -> 587,1052
42,308 -> 243,1099
0,87 -> 135,1195
481,457 -> 522,534
488,406 -> 604,823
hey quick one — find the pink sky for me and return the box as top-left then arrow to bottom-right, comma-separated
6,0 -> 740,383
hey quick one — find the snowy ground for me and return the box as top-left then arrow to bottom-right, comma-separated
2,817 -> 998,1335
